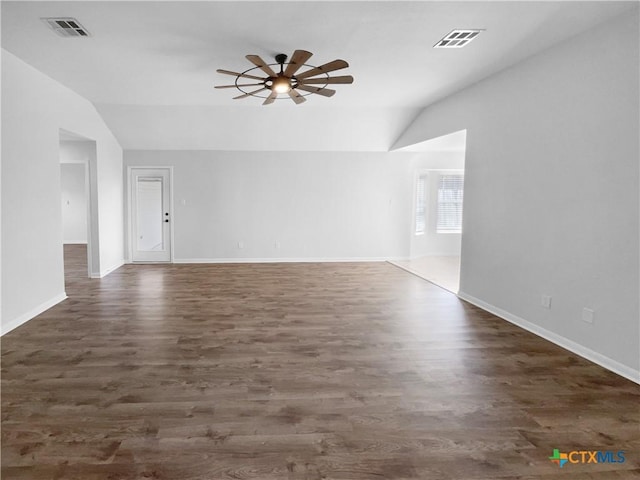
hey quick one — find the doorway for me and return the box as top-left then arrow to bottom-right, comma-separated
390,130 -> 466,293
59,129 -> 98,282
396,170 -> 464,293
129,167 -> 173,262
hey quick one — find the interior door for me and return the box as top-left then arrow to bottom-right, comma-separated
131,168 -> 172,262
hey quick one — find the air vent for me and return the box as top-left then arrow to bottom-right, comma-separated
434,29 -> 483,48
42,18 -> 90,37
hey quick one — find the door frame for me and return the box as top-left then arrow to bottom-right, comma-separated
127,166 -> 174,263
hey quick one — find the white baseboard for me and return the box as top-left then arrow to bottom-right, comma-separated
1,292 -> 68,336
174,256 -> 409,264
457,291 -> 640,384
63,241 -> 88,245
91,259 -> 125,279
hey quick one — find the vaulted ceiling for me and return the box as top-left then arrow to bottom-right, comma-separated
2,1 -> 633,151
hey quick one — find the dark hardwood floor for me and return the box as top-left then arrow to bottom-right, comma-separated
1,244 -> 638,479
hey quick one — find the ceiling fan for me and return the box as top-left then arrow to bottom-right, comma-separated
215,49 -> 354,105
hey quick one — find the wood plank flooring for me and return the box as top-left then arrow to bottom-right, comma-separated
2,245 -> 639,479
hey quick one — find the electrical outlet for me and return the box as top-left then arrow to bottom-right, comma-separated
274,241 -> 281,249
237,241 -> 244,249
582,308 -> 594,324
541,295 -> 552,309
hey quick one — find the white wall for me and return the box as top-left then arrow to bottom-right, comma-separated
394,10 -> 639,379
1,49 -> 124,334
60,163 -> 87,244
98,105 -> 421,152
125,151 -> 413,262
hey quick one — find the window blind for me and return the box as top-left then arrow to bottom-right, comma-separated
437,174 -> 464,233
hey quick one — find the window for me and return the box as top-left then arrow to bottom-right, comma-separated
415,175 -> 426,235
437,174 -> 464,233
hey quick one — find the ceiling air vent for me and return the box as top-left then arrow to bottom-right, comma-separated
434,29 -> 483,48
42,18 -> 90,37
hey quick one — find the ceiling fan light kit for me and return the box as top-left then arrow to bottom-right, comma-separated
215,50 -> 354,105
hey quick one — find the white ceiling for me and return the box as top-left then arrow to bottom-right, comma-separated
2,1 -> 634,150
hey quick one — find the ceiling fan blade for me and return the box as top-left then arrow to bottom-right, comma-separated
246,55 -> 278,77
299,75 -> 354,85
295,85 -> 336,97
215,83 -> 264,89
233,87 -> 267,100
288,89 -> 306,105
263,91 -> 278,105
295,59 -> 349,80
217,69 -> 265,81
283,50 -> 313,77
